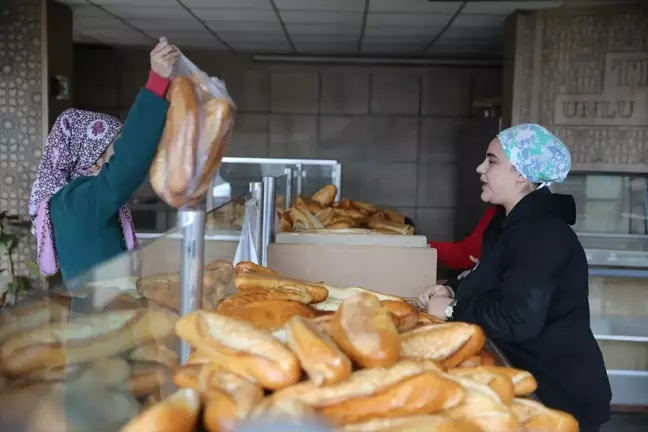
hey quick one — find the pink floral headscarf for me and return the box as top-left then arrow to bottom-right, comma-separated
28,109 -> 138,277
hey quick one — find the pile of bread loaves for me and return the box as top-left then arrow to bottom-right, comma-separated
123,262 -> 578,432
280,184 -> 415,235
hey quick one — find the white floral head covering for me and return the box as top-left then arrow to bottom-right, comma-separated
497,123 -> 571,186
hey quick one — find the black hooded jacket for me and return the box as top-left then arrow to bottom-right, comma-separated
451,188 -> 611,427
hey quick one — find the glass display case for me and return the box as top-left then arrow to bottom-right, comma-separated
553,172 -> 648,409
0,193 -> 258,430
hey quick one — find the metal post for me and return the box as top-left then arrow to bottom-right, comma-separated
333,163 -> 343,201
284,167 -> 293,208
178,209 -> 205,365
261,176 -> 276,267
295,163 -> 303,197
249,181 -> 263,264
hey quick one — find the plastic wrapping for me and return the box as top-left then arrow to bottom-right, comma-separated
150,53 -> 237,208
233,197 -> 260,266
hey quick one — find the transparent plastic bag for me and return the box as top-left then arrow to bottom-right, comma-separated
233,197 -> 260,266
150,53 -> 237,208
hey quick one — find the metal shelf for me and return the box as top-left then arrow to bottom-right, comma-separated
591,315 -> 648,343
608,370 -> 648,407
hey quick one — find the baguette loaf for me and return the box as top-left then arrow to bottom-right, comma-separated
314,286 -> 402,312
129,362 -> 170,398
0,308 -> 176,376
351,201 -> 378,215
400,323 -> 485,368
290,203 -> 325,231
121,388 -> 201,432
233,272 -> 329,303
339,415 -> 483,432
272,360 -> 462,425
457,349 -> 497,368
331,293 -> 400,368
175,311 -> 301,390
280,210 -> 293,233
173,363 -> 263,418
234,261 -> 280,276
510,398 -> 579,432
0,296 -> 70,343
449,367 -> 515,404
297,195 -> 325,215
442,375 -> 519,432
367,219 -> 415,235
203,388 -> 239,432
383,210 -> 406,225
311,185 -> 337,207
247,397 -> 320,425
380,300 -> 419,332
215,299 -> 316,331
285,316 -> 352,386
218,288 -> 314,309
129,343 -> 179,369
416,311 -> 446,327
315,207 -> 336,225
481,366 -> 537,396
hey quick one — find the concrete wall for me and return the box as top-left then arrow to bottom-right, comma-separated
0,0 -> 47,282
74,46 -> 502,241
503,4 -> 648,174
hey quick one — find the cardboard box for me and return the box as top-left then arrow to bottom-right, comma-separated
267,243 -> 437,298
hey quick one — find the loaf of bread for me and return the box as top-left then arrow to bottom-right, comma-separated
129,362 -> 171,399
216,299 -> 316,331
233,272 -> 329,303
0,296 -> 70,343
129,343 -> 179,369
311,185 -> 338,207
457,349 -> 497,368
380,300 -> 419,333
442,375 -> 519,432
218,288 -> 314,309
400,322 -> 486,368
416,311 -> 446,327
339,415 -> 483,432
121,388 -> 201,432
330,293 -> 401,368
173,363 -> 264,419
272,360 -> 463,425
234,261 -> 280,276
449,367 -> 515,404
510,398 -> 579,432
290,202 -> 326,231
480,366 -> 537,396
0,308 -> 176,376
137,263 -> 232,312
314,286 -> 402,312
175,311 -> 301,390
285,316 -> 352,386
367,219 -> 415,235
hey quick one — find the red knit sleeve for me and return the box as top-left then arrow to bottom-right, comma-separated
428,206 -> 497,270
144,70 -> 170,98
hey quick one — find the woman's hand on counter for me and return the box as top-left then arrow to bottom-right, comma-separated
424,296 -> 454,320
417,284 -> 454,310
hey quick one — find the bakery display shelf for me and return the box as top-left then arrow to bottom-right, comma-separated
608,370 -> 648,408
136,230 -> 241,242
591,315 -> 648,343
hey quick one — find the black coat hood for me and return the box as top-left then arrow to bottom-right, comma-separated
506,187 -> 577,226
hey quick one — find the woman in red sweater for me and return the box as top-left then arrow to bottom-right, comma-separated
428,206 -> 497,271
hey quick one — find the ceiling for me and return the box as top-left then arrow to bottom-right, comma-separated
56,0 -> 629,58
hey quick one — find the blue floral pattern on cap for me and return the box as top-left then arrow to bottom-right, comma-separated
497,123 -> 571,185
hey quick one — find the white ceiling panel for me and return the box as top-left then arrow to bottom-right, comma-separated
274,0 -> 366,12
71,5 -> 114,18
144,29 -> 215,41
369,0 -> 461,14
280,11 -> 363,25
219,32 -> 288,43
206,21 -> 283,33
293,43 -> 357,54
91,0 -> 178,4
361,43 -> 424,56
366,13 -> 452,27
426,43 -> 502,56
56,0 -> 88,5
361,34 -> 430,46
226,40 -> 292,53
364,25 -> 444,37
452,14 -> 508,28
443,26 -> 504,39
101,6 -> 195,20
291,34 -> 359,45
189,9 -> 278,22
85,30 -> 153,44
180,0 -> 272,8
286,23 -> 360,36
462,1 -> 562,15
128,20 -> 205,32
75,18 -> 133,31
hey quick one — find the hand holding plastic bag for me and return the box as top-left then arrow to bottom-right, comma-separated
150,52 -> 237,208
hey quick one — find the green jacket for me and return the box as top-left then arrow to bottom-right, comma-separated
50,89 -> 168,281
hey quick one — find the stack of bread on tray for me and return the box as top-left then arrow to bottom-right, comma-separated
126,261 -> 577,432
280,184 -> 415,235
0,260 -> 577,431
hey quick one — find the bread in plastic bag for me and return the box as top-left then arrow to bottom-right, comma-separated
149,53 -> 236,208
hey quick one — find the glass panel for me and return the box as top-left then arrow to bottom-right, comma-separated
219,160 -> 291,198
0,196 -> 254,430
301,163 -> 340,197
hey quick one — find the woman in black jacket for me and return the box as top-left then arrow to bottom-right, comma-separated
419,123 -> 611,431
